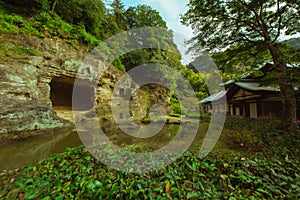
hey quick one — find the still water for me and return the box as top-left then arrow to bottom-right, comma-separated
0,130 -> 82,170
0,124 -> 181,170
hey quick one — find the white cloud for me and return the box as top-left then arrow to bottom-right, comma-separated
173,33 -> 195,65
167,21 -> 193,39
167,21 -> 194,64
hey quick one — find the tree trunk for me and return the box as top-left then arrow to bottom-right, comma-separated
267,42 -> 297,130
51,0 -> 57,13
277,72 -> 297,126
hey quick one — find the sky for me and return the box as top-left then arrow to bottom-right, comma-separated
119,0 -> 195,64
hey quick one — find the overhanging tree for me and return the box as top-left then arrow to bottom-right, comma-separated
181,0 -> 300,128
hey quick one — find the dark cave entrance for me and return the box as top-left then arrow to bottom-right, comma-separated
50,76 -> 94,111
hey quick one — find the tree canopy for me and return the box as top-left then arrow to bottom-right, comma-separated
182,0 -> 300,128
125,5 -> 167,29
182,0 -> 299,53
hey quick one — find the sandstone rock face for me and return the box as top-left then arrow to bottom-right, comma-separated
0,33 -> 170,139
0,64 -> 69,134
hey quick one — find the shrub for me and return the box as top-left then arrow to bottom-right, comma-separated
33,12 -> 75,37
169,94 -> 186,115
0,9 -> 41,36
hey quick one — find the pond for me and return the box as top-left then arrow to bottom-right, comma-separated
0,123 -> 181,170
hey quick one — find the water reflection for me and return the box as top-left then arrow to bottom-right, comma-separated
0,124 -> 180,170
0,130 -> 82,170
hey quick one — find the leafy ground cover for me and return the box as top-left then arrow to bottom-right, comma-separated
0,146 -> 299,199
0,7 -> 98,46
0,116 -> 299,199
222,116 -> 300,160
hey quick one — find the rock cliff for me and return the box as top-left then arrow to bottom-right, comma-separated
0,33 -> 170,142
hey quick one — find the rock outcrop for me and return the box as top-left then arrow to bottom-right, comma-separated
0,33 -> 170,141
0,64 -> 70,134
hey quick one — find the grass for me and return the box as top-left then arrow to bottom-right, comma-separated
0,117 -> 299,199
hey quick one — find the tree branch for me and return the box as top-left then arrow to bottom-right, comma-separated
237,0 -> 270,40
273,0 -> 283,43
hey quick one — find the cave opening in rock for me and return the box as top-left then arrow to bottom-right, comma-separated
50,76 -> 94,111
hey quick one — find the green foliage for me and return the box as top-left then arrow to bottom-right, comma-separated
52,0 -> 106,38
170,94 -> 186,115
0,7 -> 102,48
32,10 -> 101,47
113,58 -> 126,72
285,37 -> 300,50
125,5 -> 167,29
182,0 -> 299,53
0,9 -> 43,36
0,0 -> 184,77
108,0 -> 127,30
224,117 -> 300,159
178,66 -> 209,99
118,26 -> 180,73
171,103 -> 182,115
0,43 -> 41,57
212,45 -> 271,77
182,0 -> 299,126
33,11 -> 74,36
78,25 -> 101,46
121,49 -> 151,71
2,0 -> 107,39
282,38 -> 300,70
0,146 -> 299,199
114,5 -> 182,74
1,0 -> 50,11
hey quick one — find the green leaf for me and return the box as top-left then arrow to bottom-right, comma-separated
187,191 -> 200,199
24,178 -> 34,184
55,194 -> 65,200
256,188 -> 270,195
185,161 -> 196,171
15,180 -> 24,187
26,192 -> 42,199
41,196 -> 51,200
239,175 -> 248,181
